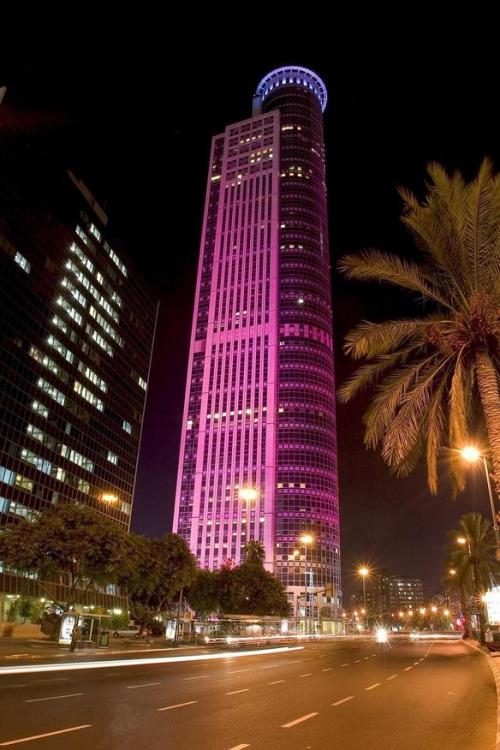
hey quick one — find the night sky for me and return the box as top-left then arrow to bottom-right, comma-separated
3,34 -> 499,600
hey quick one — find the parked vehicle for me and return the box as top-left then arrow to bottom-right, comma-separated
112,625 -> 145,639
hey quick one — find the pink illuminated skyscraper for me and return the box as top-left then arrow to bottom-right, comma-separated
173,67 -> 341,619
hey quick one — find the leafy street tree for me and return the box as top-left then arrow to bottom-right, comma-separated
444,512 -> 500,639
0,504 -> 126,606
338,160 -> 500,496
116,533 -> 197,634
186,542 -> 290,618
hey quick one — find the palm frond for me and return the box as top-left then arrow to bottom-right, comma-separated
363,355 -> 439,450
343,318 -> 430,360
338,344 -> 426,403
381,356 -> 453,467
338,250 -> 454,310
425,379 -> 448,494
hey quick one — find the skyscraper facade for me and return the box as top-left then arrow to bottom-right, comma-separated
0,129 -> 157,610
174,67 -> 340,617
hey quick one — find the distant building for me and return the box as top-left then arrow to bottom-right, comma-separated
378,576 -> 424,614
0,116 -> 158,615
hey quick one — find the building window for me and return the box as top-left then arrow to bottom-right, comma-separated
107,451 -> 118,465
60,444 -> 94,472
20,449 -> 52,475
14,252 -> 31,274
0,466 -> 16,486
122,420 -> 132,434
73,381 -> 104,411
37,378 -> 66,406
32,401 -> 49,419
89,223 -> 102,242
138,376 -> 147,390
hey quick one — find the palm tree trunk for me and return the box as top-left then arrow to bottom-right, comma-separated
475,349 -> 500,501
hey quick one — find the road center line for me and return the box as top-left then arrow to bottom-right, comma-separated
322,667 -> 333,672
363,656 -> 370,660
0,725 -> 91,746
354,659 -> 361,663
413,661 -> 420,665
299,673 -> 312,677
260,664 -> 278,669
270,679 -> 285,685
226,688 -> 250,695
25,692 -> 83,703
365,683 -> 381,691
185,675 -> 208,681
387,674 -> 398,681
126,682 -> 160,689
341,663 -> 350,667
158,701 -> 198,712
332,696 -> 354,706
404,666 -> 413,671
282,712 -> 318,728
228,745 -> 250,750
229,669 -> 248,674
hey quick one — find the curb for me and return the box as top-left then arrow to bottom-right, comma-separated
464,640 -> 500,750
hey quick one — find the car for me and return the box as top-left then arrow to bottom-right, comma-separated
112,625 -> 146,639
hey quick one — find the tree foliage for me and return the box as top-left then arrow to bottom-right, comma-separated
187,542 -> 290,618
0,504 -> 126,605
339,160 -> 500,496
115,533 -> 197,630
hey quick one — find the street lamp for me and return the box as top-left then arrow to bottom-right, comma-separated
299,534 -> 314,635
460,446 -> 499,551
358,567 -> 370,628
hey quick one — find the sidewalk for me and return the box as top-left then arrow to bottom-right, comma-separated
0,637 -> 205,665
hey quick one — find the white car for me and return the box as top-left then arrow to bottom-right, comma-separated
112,625 -> 145,638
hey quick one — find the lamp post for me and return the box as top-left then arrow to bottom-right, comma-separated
358,567 -> 369,629
457,535 -> 484,642
460,446 -> 499,552
299,534 -> 314,635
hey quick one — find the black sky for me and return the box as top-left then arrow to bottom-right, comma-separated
2,31 -> 499,600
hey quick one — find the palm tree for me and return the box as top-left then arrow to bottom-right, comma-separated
444,512 -> 499,639
339,159 -> 500,496
243,540 -> 266,566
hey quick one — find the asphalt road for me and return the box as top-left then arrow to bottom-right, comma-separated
0,637 -> 495,749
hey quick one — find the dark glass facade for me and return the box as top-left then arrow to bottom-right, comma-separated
0,133 -> 158,609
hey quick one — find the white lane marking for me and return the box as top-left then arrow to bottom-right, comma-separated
299,673 -> 312,678
419,658 -> 425,662
282,712 -> 318,728
302,658 -> 313,661
158,701 -> 198,711
226,688 -> 250,696
404,666 -> 413,671
0,725 -> 91,746
333,696 -> 354,706
413,661 -> 420,665
371,653 -> 376,657
363,656 -> 370,660
365,683 -> 381,691
261,664 -> 278,669
341,663 -> 350,667
322,667 -> 333,672
229,669 -> 249,674
354,659 -> 361,663
270,679 -> 285,685
0,646 -> 304,676
25,692 -> 83,703
126,682 -> 160,689
387,674 -> 398,681
228,745 -> 250,750
289,660 -> 303,664
185,675 -> 208,681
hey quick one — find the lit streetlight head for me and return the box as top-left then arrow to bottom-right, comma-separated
358,566 -> 369,577
449,569 -> 456,575
101,493 -> 118,503
457,537 -> 467,545
300,533 -> 314,545
444,609 -> 450,617
419,608 -> 426,615
239,486 -> 258,502
461,446 -> 481,463
431,606 -> 437,613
